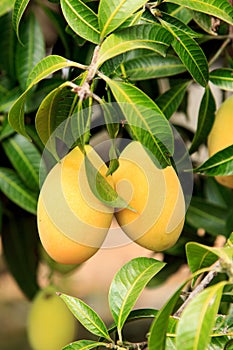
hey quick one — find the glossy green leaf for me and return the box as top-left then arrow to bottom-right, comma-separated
98,0 -> 147,39
102,76 -> 173,167
155,80 -> 190,119
1,212 -> 39,300
85,154 -> 134,211
97,24 -> 173,67
63,340 -> 109,350
8,55 -> 82,138
15,12 -> 45,90
189,86 -> 216,154
35,83 -> 77,152
61,0 -> 100,44
0,12 -> 17,80
159,19 -> 209,87
210,68 -> 233,91
186,242 -> 233,276
148,282 -> 185,349
117,53 -> 186,81
192,10 -> 218,35
168,0 -> 233,26
176,281 -> 228,350
12,0 -> 30,42
2,134 -> 41,191
186,196 -> 233,237
59,293 -> 112,341
0,168 -> 37,214
159,3 -> 192,24
0,0 -> 14,16
194,145 -> 233,176
109,257 -> 165,336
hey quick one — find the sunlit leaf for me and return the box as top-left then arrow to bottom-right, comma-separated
98,0 -> 147,39
63,340 -> 109,350
109,257 -> 165,336
210,68 -> 233,91
12,0 -> 30,42
61,0 -> 100,44
97,24 -> 173,67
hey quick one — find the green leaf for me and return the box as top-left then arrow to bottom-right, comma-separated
60,0 -> 100,44
108,257 -> 165,337
148,282 -> 185,349
176,281 -> 228,350
194,145 -> 233,176
168,0 -> 233,26
159,19 -> 209,87
15,12 -> 45,90
12,0 -> 30,43
192,10 -> 218,35
210,68 -> 233,91
97,23 -> 173,67
35,83 -> 77,153
63,340 -> 109,350
59,293 -> 112,341
1,212 -> 39,300
98,0 -> 147,39
0,0 -> 14,16
189,86 -> 216,154
186,196 -> 233,237
8,55 -> 81,138
2,134 -> 41,191
117,53 -> 186,81
101,76 -> 174,167
155,80 -> 190,119
186,242 -> 233,276
85,154 -> 134,211
0,12 -> 17,80
0,168 -> 38,214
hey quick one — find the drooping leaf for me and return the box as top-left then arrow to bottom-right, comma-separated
0,168 -> 38,214
189,86 -> 216,154
155,80 -> 190,119
116,53 -> 186,81
97,24 -> 173,67
210,68 -> 233,91
102,76 -> 174,167
12,0 -> 30,42
63,340 -> 109,350
8,55 -> 82,138
15,12 -> 45,90
194,145 -> 233,176
168,0 -> 233,26
98,0 -> 147,39
1,212 -> 39,300
176,281 -> 228,350
35,83 -> 77,153
185,196 -> 233,237
108,257 -> 165,337
85,154 -> 135,211
60,0 -> 100,44
59,293 -> 112,341
158,3 -> 193,24
2,133 -> 41,191
159,19 -> 209,87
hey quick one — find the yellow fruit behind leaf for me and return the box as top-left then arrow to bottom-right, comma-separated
37,145 -> 114,264
112,141 -> 185,251
27,285 -> 76,350
207,95 -> 233,188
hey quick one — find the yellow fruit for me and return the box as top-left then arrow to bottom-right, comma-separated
37,145 -> 114,264
112,141 -> 185,251
27,285 -> 76,350
207,95 -> 233,188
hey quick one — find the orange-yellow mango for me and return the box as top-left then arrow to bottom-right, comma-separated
208,95 -> 233,188
37,145 -> 113,264
112,141 -> 185,251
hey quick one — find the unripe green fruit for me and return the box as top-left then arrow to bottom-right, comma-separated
27,285 -> 76,350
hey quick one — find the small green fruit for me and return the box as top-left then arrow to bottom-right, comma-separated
27,285 -> 76,350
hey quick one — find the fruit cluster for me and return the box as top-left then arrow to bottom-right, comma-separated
37,141 -> 186,265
